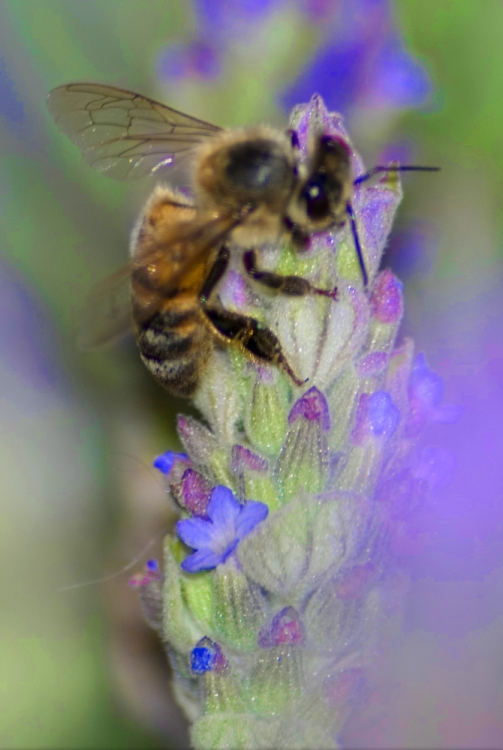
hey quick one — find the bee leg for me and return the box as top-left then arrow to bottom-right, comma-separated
199,245 -> 230,303
203,306 -> 306,387
243,249 -> 337,300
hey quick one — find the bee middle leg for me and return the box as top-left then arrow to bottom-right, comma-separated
202,306 -> 306,387
243,248 -> 337,300
198,246 -> 305,386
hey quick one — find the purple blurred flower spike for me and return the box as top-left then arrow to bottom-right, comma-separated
300,0 -> 342,23
176,486 -> 268,572
280,0 -> 432,115
372,37 -> 432,107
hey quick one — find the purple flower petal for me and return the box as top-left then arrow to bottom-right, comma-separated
207,485 -> 241,527
176,517 -> 214,549
235,500 -> 269,541
182,548 -> 222,573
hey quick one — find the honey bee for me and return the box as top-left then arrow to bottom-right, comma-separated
47,83 -> 438,396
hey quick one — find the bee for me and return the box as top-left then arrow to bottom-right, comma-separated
47,83 -> 438,396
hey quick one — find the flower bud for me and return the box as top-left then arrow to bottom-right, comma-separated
276,387 -> 330,501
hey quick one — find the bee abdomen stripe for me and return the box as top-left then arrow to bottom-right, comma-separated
141,355 -> 201,397
143,307 -> 199,333
138,328 -> 195,361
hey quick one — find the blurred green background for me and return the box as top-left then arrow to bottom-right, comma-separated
1,1 -> 502,748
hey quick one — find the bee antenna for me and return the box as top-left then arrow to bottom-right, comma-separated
346,202 -> 368,288
353,165 -> 440,186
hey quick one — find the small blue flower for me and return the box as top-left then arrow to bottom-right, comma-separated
176,486 -> 268,573
190,637 -> 227,674
191,646 -> 214,674
153,451 -> 189,476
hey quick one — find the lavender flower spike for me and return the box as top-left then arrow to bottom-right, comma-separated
131,95 -> 456,750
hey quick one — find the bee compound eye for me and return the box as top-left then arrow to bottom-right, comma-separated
302,177 -> 330,221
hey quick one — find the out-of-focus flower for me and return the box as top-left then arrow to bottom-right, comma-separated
280,0 -> 432,114
156,39 -> 221,81
156,0 -> 281,84
176,485 -> 268,572
194,0 -> 277,37
407,353 -> 463,435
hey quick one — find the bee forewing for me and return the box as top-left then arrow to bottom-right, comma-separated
78,264 -> 134,350
47,83 -> 222,180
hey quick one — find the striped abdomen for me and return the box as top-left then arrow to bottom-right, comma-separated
134,303 -> 213,397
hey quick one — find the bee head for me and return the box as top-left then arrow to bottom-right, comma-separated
296,135 -> 353,228
195,130 -> 296,215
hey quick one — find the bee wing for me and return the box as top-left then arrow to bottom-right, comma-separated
132,210 -> 243,305
47,82 -> 222,180
78,264 -> 133,349
79,211 -> 242,348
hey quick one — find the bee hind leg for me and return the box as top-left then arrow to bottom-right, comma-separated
243,249 -> 337,300
203,306 -> 306,388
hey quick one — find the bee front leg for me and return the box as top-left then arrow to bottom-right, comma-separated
202,306 -> 306,388
243,249 -> 337,300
